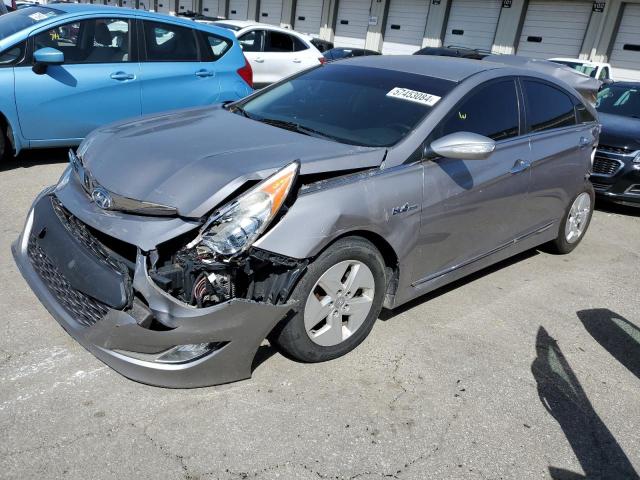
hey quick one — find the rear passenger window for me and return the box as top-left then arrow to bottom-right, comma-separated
143,21 -> 198,62
293,36 -> 308,52
523,80 -> 576,132
201,33 -> 232,60
267,31 -> 294,52
238,30 -> 263,52
437,80 -> 520,141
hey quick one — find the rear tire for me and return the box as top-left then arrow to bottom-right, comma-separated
548,183 -> 594,254
0,129 -> 6,162
270,237 -> 386,363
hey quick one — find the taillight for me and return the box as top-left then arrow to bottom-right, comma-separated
237,55 -> 253,89
318,57 -> 326,65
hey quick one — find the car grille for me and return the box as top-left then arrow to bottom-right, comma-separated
591,181 -> 611,192
28,236 -> 110,327
592,157 -> 624,176
597,145 -> 630,155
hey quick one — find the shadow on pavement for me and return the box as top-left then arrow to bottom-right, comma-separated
595,199 -> 640,217
578,309 -> 640,381
379,249 -> 539,321
0,148 -> 68,173
532,326 -> 639,480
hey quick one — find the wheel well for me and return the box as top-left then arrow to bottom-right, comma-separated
323,230 -> 400,307
0,112 -> 13,154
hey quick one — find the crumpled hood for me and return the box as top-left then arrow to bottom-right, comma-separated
598,112 -> 640,152
80,106 -> 386,218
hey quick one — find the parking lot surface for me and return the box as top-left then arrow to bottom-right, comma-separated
1,151 -> 639,480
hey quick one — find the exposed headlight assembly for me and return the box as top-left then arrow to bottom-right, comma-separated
189,161 -> 299,256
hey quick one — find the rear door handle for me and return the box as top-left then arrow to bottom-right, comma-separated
254,57 -> 264,63
110,71 -> 135,81
579,136 -> 592,149
293,58 -> 302,63
195,69 -> 214,78
510,159 -> 531,174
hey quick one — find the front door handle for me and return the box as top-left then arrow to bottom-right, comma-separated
293,58 -> 302,63
110,71 -> 135,81
510,159 -> 531,174
195,69 -> 214,78
579,136 -> 592,149
254,57 -> 264,63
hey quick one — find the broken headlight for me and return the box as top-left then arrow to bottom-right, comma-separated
189,161 -> 299,256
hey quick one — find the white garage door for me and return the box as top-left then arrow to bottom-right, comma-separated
228,0 -> 249,19
609,3 -> 640,81
156,0 -> 172,13
382,0 -> 429,55
517,1 -> 591,59
106,0 -> 119,6
259,0 -> 283,26
121,0 -> 134,7
294,0 -> 324,37
178,0 -> 194,13
443,0 -> 501,51
334,0 -> 372,49
201,0 -> 219,17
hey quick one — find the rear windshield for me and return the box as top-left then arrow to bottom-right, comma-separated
240,64 -> 455,147
0,7 -> 62,40
596,85 -> 640,119
551,60 -> 597,78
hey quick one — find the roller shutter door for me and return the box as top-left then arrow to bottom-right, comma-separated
609,3 -> 640,81
517,1 -> 591,59
121,0 -> 133,7
156,0 -> 172,13
106,0 -> 119,6
178,0 -> 194,13
201,0 -> 219,17
334,0 -> 372,49
443,0 -> 501,51
294,0 -> 323,37
382,0 -> 429,55
259,0 -> 283,25
228,0 -> 249,19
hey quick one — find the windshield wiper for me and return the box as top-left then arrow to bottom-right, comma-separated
258,117 -> 353,144
230,104 -> 254,119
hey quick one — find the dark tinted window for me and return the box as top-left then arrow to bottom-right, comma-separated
34,18 -> 131,64
143,21 -> 198,62
238,29 -> 263,52
596,85 -> 640,119
241,64 -> 455,147
0,42 -> 24,66
293,36 -> 308,52
437,80 -> 519,141
266,31 -> 294,52
523,80 -> 576,132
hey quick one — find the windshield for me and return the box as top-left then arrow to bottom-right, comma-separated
0,6 -> 62,40
239,64 -> 455,147
551,60 -> 597,78
596,85 -> 640,119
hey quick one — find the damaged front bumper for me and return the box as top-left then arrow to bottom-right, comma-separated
12,190 -> 293,388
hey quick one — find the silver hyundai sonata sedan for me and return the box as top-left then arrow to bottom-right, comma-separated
13,56 -> 598,387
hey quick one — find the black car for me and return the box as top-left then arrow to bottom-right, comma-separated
310,38 -> 333,53
413,46 -> 487,60
591,82 -> 640,207
322,47 -> 381,62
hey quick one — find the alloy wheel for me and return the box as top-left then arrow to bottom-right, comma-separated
565,192 -> 592,244
304,260 -> 376,347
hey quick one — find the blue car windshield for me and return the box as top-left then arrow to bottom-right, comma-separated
0,7 -> 62,41
241,64 -> 455,147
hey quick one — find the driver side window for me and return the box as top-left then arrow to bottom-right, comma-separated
436,80 -> 520,141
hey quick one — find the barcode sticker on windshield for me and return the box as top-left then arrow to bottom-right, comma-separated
386,88 -> 441,107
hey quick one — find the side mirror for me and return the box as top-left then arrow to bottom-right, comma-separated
32,47 -> 64,74
429,132 -> 496,160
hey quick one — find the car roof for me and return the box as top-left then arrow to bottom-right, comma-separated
214,19 -> 257,28
339,55 -> 504,83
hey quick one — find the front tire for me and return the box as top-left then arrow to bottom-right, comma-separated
270,237 -> 387,363
548,183 -> 594,254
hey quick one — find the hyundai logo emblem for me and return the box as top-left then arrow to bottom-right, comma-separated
92,187 -> 113,210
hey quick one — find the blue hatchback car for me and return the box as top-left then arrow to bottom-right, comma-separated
0,4 -> 253,158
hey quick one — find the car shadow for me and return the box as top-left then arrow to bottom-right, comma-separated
595,198 -> 640,217
578,309 -> 640,381
379,249 -> 539,321
531,326 -> 639,480
0,148 -> 68,173
251,344 -> 278,373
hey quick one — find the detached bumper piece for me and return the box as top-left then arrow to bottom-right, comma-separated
13,191 -> 293,388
